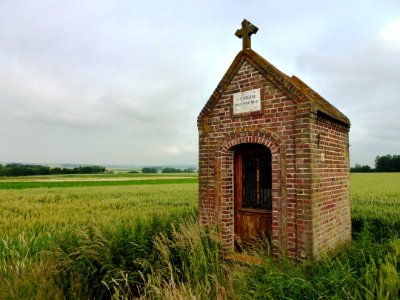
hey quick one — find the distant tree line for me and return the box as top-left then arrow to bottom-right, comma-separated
375,155 -> 400,172
141,167 -> 196,174
351,154 -> 400,172
350,164 -> 373,173
141,167 -> 159,174
0,164 -> 106,177
161,167 -> 195,173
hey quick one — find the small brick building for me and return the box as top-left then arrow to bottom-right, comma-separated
197,20 -> 351,259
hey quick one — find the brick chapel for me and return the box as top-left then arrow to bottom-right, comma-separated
197,20 -> 351,259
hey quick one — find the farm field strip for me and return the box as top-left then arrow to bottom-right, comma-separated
0,177 -> 198,189
0,173 -> 198,182
0,183 -> 198,240
0,172 -> 197,180
0,176 -> 194,182
350,173 -> 400,223
1,173 -> 397,243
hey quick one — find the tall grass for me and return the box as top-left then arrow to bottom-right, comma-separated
1,173 -> 399,299
141,219 -> 228,299
239,227 -> 400,299
51,214 -> 186,299
0,182 -> 198,299
237,174 -> 400,299
0,214 -> 226,299
32,218 -> 400,299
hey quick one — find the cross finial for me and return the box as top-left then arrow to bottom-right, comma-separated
235,19 -> 258,50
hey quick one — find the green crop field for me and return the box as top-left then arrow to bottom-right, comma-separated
0,173 -> 399,299
351,173 -> 400,241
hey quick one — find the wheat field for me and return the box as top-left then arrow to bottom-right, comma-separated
0,173 -> 399,299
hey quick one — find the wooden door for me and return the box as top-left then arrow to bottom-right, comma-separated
234,144 -> 272,243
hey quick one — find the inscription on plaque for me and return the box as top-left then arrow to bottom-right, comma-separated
233,88 -> 261,114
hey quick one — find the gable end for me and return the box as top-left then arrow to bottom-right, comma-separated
198,49 -> 350,128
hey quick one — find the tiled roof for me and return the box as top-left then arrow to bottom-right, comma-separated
198,49 -> 350,126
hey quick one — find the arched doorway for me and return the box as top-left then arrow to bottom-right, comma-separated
234,143 -> 272,243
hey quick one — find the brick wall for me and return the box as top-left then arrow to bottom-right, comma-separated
199,60 -> 298,257
310,114 -> 351,257
198,57 -> 351,259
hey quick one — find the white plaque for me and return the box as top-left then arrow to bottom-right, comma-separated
233,88 -> 261,114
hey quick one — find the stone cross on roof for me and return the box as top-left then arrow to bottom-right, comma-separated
235,19 -> 258,50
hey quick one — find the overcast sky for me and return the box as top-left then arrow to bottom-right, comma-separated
1,0 -> 399,167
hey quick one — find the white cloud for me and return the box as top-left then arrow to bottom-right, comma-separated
380,16 -> 400,43
164,146 -> 181,156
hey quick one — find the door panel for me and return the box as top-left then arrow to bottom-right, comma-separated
242,214 -> 257,238
234,144 -> 272,243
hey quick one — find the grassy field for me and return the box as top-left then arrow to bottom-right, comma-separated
0,173 -> 399,299
0,173 -> 197,189
351,173 -> 400,244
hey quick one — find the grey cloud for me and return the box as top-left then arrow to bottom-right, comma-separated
294,36 -> 400,166
1,0 -> 400,165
